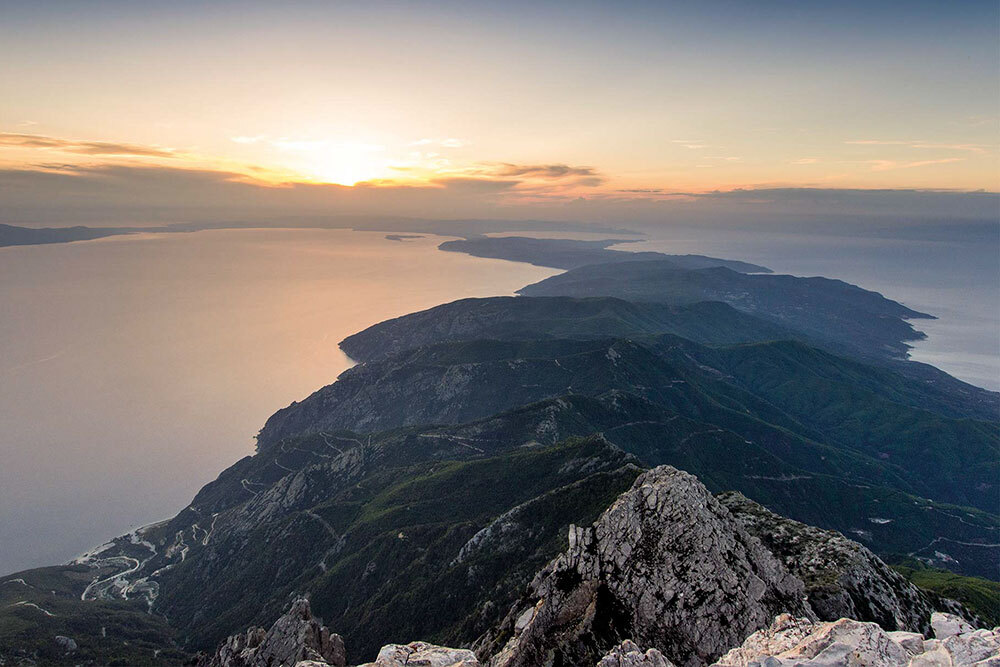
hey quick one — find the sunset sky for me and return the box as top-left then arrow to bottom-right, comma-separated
2,0 -> 997,223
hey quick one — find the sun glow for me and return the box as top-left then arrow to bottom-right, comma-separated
303,159 -> 385,186
284,141 -> 392,186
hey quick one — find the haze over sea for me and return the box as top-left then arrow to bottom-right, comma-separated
0,229 -> 557,575
0,222 -> 996,575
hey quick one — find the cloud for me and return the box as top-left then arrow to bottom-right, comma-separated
0,164 -> 996,228
671,140 -> 706,149
0,132 -> 176,158
489,163 -> 603,181
846,140 -> 987,154
409,138 -> 465,148
867,158 -> 965,171
429,177 -> 519,192
792,158 -> 819,164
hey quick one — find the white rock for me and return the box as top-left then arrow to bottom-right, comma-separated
887,631 -> 926,655
714,615 -> 999,667
597,640 -> 675,666
359,641 -> 480,667
935,628 -> 1000,665
932,612 -> 976,639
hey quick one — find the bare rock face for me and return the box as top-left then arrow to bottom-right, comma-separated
713,614 -> 1000,667
356,641 -> 480,666
482,466 -> 814,667
598,640 -> 676,667
53,635 -> 78,653
719,493 -> 981,633
201,598 -> 345,667
931,612 -> 977,639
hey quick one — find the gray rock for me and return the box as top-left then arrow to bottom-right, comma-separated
201,598 -> 345,667
886,631 -> 925,655
713,614 -> 1000,667
481,466 -> 814,667
53,635 -> 77,652
718,492 -> 981,633
932,612 -> 976,639
357,641 -> 480,666
715,616 -> 912,666
920,628 -> 1000,665
598,640 -> 676,666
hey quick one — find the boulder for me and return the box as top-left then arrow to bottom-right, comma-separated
357,641 -> 480,666
713,614 -> 1000,667
932,612 -> 976,639
598,640 -> 676,666
53,635 -> 77,653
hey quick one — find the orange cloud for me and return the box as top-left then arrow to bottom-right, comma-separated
0,132 -> 177,158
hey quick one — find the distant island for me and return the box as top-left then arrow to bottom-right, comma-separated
439,236 -> 772,273
0,219 -> 640,248
0,223 -> 134,247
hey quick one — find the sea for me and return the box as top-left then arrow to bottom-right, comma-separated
0,228 -> 557,574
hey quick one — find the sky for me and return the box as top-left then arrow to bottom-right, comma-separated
0,0 -> 998,224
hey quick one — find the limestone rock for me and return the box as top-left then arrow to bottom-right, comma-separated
918,628 -> 1000,665
482,466 -> 814,667
932,612 -> 976,639
597,640 -> 676,666
711,614 -> 817,666
718,492 -> 979,634
201,598 -> 345,667
886,631 -> 925,655
357,641 -> 480,666
713,614 -> 1000,667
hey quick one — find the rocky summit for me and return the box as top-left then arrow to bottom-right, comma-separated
480,466 -> 814,667
197,598 -> 345,667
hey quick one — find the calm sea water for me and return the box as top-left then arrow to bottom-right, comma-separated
0,229 -> 557,575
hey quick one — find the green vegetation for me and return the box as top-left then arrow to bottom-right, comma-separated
0,567 -> 186,665
340,296 -> 799,362
517,259 -> 932,360
894,561 -> 1000,626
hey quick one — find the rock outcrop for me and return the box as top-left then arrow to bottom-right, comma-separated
199,598 -> 345,667
481,466 -> 815,667
356,641 -> 480,666
712,613 -> 999,667
932,611 -> 977,639
53,635 -> 78,653
719,492 -> 982,633
598,640 -> 676,666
